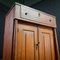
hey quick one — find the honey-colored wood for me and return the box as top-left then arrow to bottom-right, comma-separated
14,22 -> 38,60
14,23 -> 58,60
38,27 -> 56,60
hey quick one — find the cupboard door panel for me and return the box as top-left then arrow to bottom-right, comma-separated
39,27 -> 55,60
15,23 -> 38,60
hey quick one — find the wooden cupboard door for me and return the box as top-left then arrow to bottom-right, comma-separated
15,23 -> 38,60
38,27 -> 55,60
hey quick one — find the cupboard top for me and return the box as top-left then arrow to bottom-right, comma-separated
5,2 -> 56,28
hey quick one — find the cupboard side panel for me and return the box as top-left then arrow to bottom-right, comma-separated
3,7 -> 15,60
53,29 -> 59,60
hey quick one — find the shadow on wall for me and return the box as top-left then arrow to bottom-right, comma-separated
0,12 -> 5,59
31,0 -> 60,54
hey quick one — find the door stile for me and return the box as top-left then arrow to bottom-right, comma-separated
13,20 -> 18,60
37,26 -> 40,60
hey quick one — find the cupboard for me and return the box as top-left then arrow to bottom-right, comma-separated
3,2 -> 59,60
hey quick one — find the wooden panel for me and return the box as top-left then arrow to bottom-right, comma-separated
21,5 -> 56,27
21,5 -> 40,22
39,27 -> 56,60
14,3 -> 56,28
15,23 -> 38,60
3,7 -> 14,60
15,4 -> 20,18
38,12 -> 56,27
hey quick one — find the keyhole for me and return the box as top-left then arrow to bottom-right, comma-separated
49,20 -> 51,22
25,13 -> 28,15
38,13 -> 40,16
36,42 -> 40,49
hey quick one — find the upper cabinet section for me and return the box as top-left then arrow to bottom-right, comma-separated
7,2 -> 56,28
